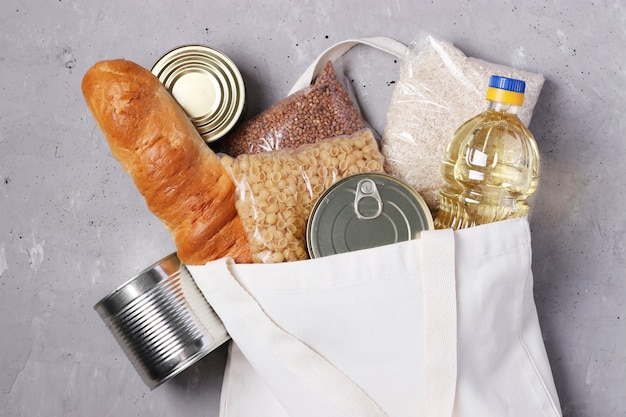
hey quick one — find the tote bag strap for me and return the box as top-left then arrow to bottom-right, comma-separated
288,36 -> 409,95
188,259 -> 389,417
420,228 -> 458,417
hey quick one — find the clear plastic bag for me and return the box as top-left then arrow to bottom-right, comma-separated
215,61 -> 364,157
381,35 -> 544,211
220,129 -> 384,263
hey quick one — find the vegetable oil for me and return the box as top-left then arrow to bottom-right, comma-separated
434,75 -> 540,230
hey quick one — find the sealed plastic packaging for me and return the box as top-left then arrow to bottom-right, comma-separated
220,129 -> 384,263
381,35 -> 544,211
214,61 -> 364,157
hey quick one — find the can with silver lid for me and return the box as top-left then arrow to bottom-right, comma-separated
93,253 -> 229,390
306,173 -> 434,258
151,45 -> 246,143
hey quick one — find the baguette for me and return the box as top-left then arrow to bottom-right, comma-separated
81,59 -> 252,265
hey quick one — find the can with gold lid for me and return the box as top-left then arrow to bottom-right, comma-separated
306,173 -> 434,258
151,45 -> 246,143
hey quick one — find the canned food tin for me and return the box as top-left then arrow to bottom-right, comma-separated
151,45 -> 246,143
93,253 -> 229,390
306,173 -> 434,258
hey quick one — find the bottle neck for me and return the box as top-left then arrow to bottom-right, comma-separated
488,100 -> 520,115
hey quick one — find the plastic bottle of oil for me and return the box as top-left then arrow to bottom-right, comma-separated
434,75 -> 540,230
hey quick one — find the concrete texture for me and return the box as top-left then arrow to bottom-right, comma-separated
1,0 -> 624,416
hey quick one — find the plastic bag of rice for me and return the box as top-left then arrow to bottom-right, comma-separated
381,35 -> 544,211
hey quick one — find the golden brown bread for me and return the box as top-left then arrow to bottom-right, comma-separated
81,59 -> 252,265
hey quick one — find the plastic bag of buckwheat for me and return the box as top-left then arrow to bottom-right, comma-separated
214,61 -> 365,157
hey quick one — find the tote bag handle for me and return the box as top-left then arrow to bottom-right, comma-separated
288,36 -> 410,95
421,228 -> 458,417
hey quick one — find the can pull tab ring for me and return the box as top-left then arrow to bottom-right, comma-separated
354,179 -> 383,220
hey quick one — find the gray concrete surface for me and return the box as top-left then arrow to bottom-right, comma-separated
1,1 -> 624,416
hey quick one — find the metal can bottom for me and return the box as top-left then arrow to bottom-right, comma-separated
94,253 -> 230,390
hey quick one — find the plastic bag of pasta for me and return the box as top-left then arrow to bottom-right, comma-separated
220,129 -> 384,263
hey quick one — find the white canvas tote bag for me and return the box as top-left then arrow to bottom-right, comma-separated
188,218 -> 562,417
187,37 -> 560,416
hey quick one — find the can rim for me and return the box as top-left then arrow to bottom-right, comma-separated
146,333 -> 230,390
93,252 -> 180,317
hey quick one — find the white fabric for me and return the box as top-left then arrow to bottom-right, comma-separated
421,228 -> 457,417
188,218 -> 562,417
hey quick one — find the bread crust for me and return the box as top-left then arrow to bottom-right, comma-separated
82,59 -> 252,265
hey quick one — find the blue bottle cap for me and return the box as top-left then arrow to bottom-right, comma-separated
488,75 -> 526,93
